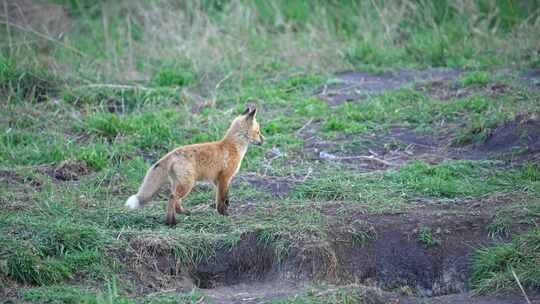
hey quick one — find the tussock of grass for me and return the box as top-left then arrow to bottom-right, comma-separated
472,228 -> 540,293
0,56 -> 58,102
0,217 -> 109,285
417,226 -> 441,248
460,71 -> 492,87
487,215 -> 512,239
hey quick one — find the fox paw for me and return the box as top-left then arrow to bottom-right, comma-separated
166,216 -> 177,226
217,207 -> 229,216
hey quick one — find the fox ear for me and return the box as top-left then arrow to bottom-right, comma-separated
247,108 -> 257,120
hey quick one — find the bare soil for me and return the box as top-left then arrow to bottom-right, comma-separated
236,172 -> 296,198
523,68 -> 540,90
42,159 -> 93,181
477,113 -> 540,158
317,68 -> 461,105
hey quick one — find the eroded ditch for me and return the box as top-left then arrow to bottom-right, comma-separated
126,203 -> 534,303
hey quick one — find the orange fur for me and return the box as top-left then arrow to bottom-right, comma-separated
126,107 -> 264,226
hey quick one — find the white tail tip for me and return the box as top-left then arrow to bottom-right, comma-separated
125,195 -> 141,210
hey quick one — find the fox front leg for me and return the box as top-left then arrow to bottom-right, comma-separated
216,175 -> 232,216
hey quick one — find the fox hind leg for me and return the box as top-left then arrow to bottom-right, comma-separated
174,182 -> 191,216
166,179 -> 194,226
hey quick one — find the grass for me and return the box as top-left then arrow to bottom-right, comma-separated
460,71 -> 492,87
487,215 -> 513,239
1,0 -> 540,301
0,215 -> 110,285
20,280 -> 209,304
417,226 -> 442,248
472,228 -> 540,294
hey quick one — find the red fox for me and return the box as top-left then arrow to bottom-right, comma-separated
125,107 -> 264,225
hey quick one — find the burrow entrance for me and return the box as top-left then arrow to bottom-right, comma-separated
189,212 -> 486,297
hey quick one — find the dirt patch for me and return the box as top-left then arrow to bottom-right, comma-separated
121,235 -> 196,295
53,159 -> 92,181
522,69 -> 540,90
400,292 -> 538,304
1,160 -> 93,186
39,159 -> 93,181
476,113 -> 540,155
415,80 -> 511,101
0,169 -> 43,188
317,68 -> 461,105
236,173 -> 296,198
415,79 -> 467,100
330,212 -> 488,296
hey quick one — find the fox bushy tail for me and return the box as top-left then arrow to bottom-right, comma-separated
126,163 -> 168,209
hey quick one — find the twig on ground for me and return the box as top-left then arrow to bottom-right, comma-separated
368,149 -> 379,157
327,155 -> 395,167
195,297 -> 205,304
116,226 -> 125,240
145,289 -> 177,298
296,117 -> 314,135
511,267 -> 531,304
302,167 -> 313,182
75,84 -> 152,91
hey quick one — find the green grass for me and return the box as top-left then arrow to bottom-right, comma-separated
487,215 -> 513,239
472,228 -> 540,294
388,160 -> 540,198
21,280 -> 209,304
417,226 -> 441,248
460,71 -> 492,87
0,215 -> 110,285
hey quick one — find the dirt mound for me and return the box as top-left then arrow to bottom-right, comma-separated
0,169 -> 43,188
41,160 -> 93,181
237,173 -> 295,198
477,114 -> 540,154
523,69 -> 540,90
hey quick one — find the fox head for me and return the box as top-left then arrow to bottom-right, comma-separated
243,107 -> 264,145
225,107 -> 265,145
